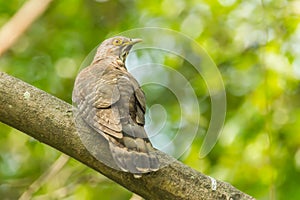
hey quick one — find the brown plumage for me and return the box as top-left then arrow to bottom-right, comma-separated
72,36 -> 159,176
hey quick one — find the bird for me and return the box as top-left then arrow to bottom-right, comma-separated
72,36 -> 159,177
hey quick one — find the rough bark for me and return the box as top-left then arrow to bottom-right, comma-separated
0,72 -> 255,200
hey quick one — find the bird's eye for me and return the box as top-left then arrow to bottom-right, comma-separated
113,38 -> 122,46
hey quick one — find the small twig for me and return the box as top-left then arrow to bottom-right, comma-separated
18,154 -> 70,200
30,184 -> 74,200
0,0 -> 53,56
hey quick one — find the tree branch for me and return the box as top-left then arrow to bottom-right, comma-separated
0,72 -> 255,200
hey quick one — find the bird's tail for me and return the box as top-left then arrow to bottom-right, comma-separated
108,136 -> 159,176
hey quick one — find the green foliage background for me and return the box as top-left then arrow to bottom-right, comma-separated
1,0 -> 300,199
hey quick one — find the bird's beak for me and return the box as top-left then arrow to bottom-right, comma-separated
130,38 -> 143,45
122,38 -> 142,52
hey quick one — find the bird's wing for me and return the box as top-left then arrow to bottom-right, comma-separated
107,74 -> 159,173
134,84 -> 146,125
72,64 -> 123,139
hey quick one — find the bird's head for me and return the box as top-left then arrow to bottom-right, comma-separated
94,36 -> 142,63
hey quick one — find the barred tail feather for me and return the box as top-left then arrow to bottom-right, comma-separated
108,140 -> 159,176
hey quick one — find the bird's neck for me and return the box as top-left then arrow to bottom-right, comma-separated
92,56 -> 128,72
113,58 -> 128,72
